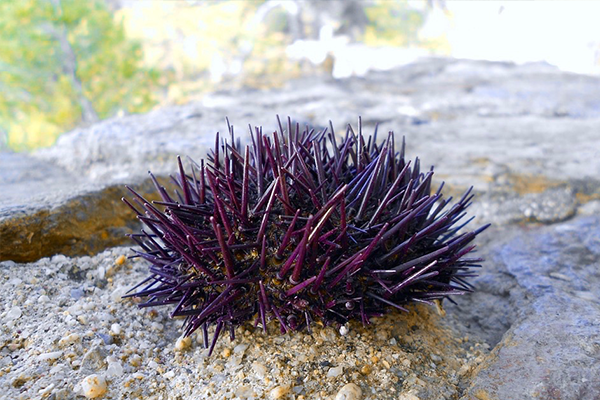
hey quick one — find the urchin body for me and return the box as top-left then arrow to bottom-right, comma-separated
123,117 -> 488,355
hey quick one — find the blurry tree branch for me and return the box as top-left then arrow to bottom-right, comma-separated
42,23 -> 99,125
45,0 -> 99,125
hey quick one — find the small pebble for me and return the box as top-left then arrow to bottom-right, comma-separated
110,287 -> 128,302
80,374 -> 107,399
335,383 -> 362,400
115,255 -> 126,265
9,278 -> 22,286
164,370 -> 176,379
98,333 -> 113,345
150,322 -> 163,331
110,323 -> 122,335
38,383 -> 54,396
339,325 -> 349,336
574,291 -> 595,301
38,295 -> 50,303
5,306 -> 22,321
175,336 -> 192,351
233,343 -> 248,354
235,385 -> 255,399
106,361 -> 124,377
37,351 -> 63,361
549,272 -> 571,281
58,333 -> 81,347
71,288 -> 85,300
269,385 -> 289,399
252,362 -> 267,378
398,392 -> 421,400
327,366 -> 343,378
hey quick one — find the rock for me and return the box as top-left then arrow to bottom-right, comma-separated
233,343 -> 248,354
37,351 -> 63,361
5,306 -> 22,321
398,392 -> 421,400
235,385 -> 255,399
80,374 -> 107,399
3,58 -> 600,263
0,176 -> 155,262
105,361 -> 124,378
110,323 -> 122,335
335,383 -> 362,400
327,366 -> 343,378
58,333 -> 81,347
462,294 -> 600,400
269,385 -> 290,399
175,336 -> 192,351
80,344 -> 108,373
456,215 -> 600,399
1,58 -> 600,399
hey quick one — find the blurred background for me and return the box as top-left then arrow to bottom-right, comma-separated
2,0 -> 600,152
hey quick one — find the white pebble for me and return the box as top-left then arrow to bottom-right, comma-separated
148,360 -> 159,369
38,295 -> 50,303
164,370 -> 176,379
5,306 -> 22,321
50,364 -> 65,374
80,374 -> 107,399
327,366 -> 343,378
50,364 -> 65,375
335,383 -> 362,400
339,325 -> 349,336
38,383 -> 55,396
233,343 -> 248,354
106,361 -> 124,377
252,362 -> 267,379
58,333 -> 80,347
110,287 -> 128,302
110,323 -> 122,335
150,322 -> 163,331
38,351 -> 63,361
9,278 -> 22,286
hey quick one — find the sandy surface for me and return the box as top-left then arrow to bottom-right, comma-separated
0,247 -> 488,400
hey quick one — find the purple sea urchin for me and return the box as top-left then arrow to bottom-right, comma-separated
123,117 -> 489,355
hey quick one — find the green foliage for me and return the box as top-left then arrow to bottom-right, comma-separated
363,1 -> 426,47
0,0 -> 161,151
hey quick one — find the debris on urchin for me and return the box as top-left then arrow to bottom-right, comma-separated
123,116 -> 489,355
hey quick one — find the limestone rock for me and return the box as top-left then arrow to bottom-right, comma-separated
3,58 -> 600,262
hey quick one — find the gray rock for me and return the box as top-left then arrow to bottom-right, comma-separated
0,55 -> 599,397
454,215 -> 600,399
0,176 -> 156,262
461,293 -> 600,400
2,57 -> 599,264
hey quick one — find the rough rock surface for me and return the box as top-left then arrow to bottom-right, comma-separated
457,216 -> 600,400
1,57 -> 600,399
2,57 -> 600,262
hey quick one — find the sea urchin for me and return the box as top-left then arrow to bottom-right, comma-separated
123,116 -> 489,355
